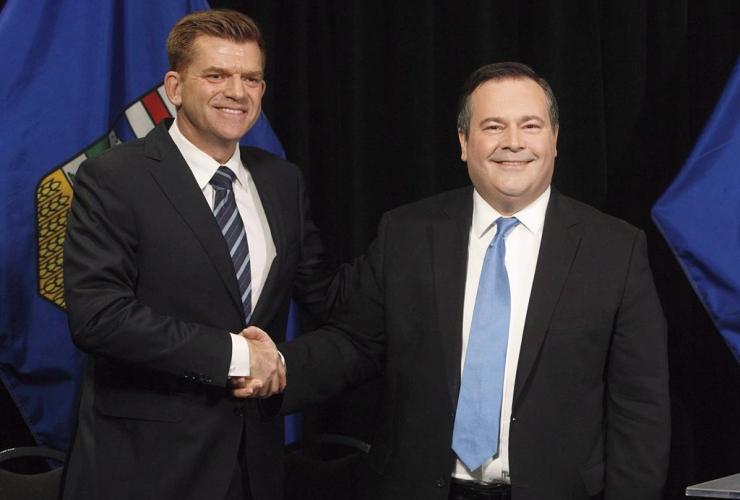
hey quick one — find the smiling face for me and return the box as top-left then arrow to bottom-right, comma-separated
164,35 -> 266,163
459,78 -> 558,215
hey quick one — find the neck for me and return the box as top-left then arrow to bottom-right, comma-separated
208,147 -> 237,165
175,115 -> 238,164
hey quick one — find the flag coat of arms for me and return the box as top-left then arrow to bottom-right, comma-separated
0,0 -> 293,452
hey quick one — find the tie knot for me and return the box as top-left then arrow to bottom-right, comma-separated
210,166 -> 236,191
495,217 -> 519,240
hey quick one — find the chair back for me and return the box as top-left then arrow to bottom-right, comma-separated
0,446 -> 66,500
285,434 -> 371,500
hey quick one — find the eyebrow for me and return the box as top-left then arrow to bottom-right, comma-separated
519,115 -> 545,123
201,66 -> 264,78
479,115 -> 546,126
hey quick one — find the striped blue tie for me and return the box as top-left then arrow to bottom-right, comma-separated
210,166 -> 252,323
452,216 -> 520,472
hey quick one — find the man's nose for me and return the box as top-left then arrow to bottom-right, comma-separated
223,75 -> 245,99
502,127 -> 524,151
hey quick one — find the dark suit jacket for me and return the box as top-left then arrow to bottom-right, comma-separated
281,187 -> 670,500
61,120 -> 346,500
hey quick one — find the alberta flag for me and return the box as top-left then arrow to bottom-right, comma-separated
0,0 -> 292,453
652,56 -> 740,364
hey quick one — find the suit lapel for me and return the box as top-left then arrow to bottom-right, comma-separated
244,150 -> 285,326
144,121 -> 245,321
513,189 -> 581,406
432,189 -> 474,408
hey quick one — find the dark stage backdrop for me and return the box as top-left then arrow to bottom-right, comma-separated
208,2 -> 740,498
3,2 -> 739,498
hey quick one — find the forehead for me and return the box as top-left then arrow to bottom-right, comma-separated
189,35 -> 262,70
469,78 -> 548,119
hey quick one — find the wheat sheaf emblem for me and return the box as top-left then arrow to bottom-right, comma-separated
35,85 -> 174,309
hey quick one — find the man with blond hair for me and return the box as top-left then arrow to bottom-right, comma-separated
62,10 -> 349,500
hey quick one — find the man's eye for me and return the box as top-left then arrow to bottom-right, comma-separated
244,76 -> 262,86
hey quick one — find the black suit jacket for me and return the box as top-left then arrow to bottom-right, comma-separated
61,120 -> 346,500
281,187 -> 670,500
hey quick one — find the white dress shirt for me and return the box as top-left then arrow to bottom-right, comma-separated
453,187 -> 550,484
169,118 -> 276,377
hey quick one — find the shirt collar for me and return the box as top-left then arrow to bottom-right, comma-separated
471,186 -> 551,240
169,117 -> 245,190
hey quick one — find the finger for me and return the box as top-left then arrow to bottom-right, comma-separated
255,374 -> 276,399
237,327 -> 260,339
244,379 -> 263,393
255,374 -> 274,398
228,377 -> 247,388
231,387 -> 253,398
233,378 -> 264,398
252,386 -> 267,398
263,372 -> 280,398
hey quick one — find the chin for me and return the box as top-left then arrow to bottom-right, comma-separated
217,127 -> 250,142
496,184 -> 530,198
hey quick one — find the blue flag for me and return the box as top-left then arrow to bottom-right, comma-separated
652,57 -> 740,364
0,0 -> 295,452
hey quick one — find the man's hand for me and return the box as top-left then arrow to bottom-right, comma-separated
229,326 -> 286,398
228,376 -> 263,398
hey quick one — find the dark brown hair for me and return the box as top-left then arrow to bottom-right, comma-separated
457,62 -> 559,137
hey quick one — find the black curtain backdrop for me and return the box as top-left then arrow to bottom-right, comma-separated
3,2 -> 740,498
208,2 -> 740,498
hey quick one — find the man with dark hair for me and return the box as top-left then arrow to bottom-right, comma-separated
62,9 -> 349,500
277,62 -> 671,499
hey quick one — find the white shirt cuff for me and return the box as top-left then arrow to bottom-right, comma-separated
229,333 -> 250,377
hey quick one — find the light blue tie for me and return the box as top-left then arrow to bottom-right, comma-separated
210,166 -> 252,323
452,216 -> 520,472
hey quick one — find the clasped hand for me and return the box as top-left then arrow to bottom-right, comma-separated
228,326 -> 286,398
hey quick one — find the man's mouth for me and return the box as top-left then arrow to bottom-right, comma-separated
492,158 -> 534,166
216,107 -> 245,115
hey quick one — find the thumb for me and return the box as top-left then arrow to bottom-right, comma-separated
241,326 -> 269,342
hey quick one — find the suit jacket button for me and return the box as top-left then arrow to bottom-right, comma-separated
234,406 -> 245,417
436,476 -> 446,487
206,374 -> 213,383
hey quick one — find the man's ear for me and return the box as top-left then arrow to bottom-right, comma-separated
458,128 -> 468,162
164,71 -> 183,107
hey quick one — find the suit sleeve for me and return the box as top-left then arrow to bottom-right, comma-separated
289,169 -> 356,322
278,212 -> 388,415
604,230 -> 670,500
63,158 -> 233,387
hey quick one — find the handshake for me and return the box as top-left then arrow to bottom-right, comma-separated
229,326 -> 286,399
